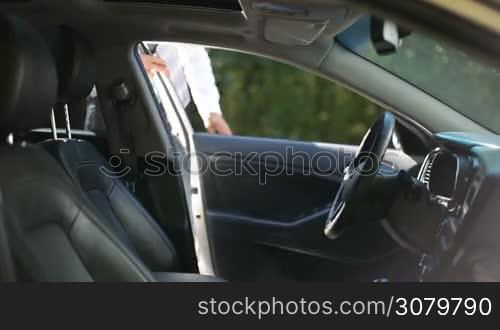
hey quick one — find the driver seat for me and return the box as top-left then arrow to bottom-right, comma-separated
0,14 -> 221,282
41,26 -> 222,281
0,15 -> 154,281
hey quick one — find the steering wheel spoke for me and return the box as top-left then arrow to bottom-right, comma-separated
324,111 -> 395,239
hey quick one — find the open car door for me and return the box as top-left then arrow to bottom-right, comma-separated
193,132 -> 420,281
143,43 -> 417,281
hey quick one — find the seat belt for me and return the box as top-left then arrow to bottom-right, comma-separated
111,81 -> 139,192
139,42 -> 191,148
113,43 -> 176,193
0,188 -> 16,282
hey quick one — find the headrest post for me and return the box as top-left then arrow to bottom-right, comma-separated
6,133 -> 14,145
64,104 -> 72,139
50,108 -> 58,140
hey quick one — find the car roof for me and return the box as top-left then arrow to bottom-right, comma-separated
2,0 -> 500,70
105,0 -> 243,11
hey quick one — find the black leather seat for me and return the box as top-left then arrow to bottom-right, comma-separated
41,27 -> 222,281
0,15 -> 155,282
0,15 -> 222,282
43,26 -> 181,274
42,139 -> 179,273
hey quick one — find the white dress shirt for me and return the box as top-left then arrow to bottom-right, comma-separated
155,43 -> 222,127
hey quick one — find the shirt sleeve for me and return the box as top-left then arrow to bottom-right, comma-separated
155,43 -> 171,61
177,44 -> 222,127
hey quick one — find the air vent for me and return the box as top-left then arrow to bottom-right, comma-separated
418,153 -> 437,185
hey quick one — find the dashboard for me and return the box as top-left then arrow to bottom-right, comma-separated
395,132 -> 500,281
418,148 -> 474,208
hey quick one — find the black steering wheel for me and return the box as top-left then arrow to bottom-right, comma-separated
324,111 -> 395,239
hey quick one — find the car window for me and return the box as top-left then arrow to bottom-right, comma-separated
110,0 -> 242,11
140,42 -> 380,145
208,49 -> 379,144
338,16 -> 500,133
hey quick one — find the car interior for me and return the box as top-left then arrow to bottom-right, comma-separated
1,0 -> 500,282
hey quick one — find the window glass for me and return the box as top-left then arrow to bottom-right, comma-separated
338,16 -> 500,133
209,49 -> 379,144
140,42 -> 380,145
105,0 -> 242,11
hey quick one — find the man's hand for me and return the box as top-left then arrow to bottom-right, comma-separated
141,54 -> 169,78
207,113 -> 232,135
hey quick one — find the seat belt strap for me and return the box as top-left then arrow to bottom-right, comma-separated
111,81 -> 139,192
0,188 -> 16,282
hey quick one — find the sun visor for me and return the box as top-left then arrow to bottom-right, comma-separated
241,1 -> 361,46
263,17 -> 328,46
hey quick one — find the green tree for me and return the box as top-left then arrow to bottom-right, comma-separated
208,50 -> 379,145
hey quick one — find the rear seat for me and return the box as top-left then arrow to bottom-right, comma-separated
42,26 -> 222,282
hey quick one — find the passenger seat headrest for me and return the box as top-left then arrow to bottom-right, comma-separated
0,15 -> 58,138
46,26 -> 96,104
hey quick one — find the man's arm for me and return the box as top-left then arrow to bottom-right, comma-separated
178,44 -> 232,135
141,54 -> 169,78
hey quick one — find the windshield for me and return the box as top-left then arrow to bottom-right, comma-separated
337,16 -> 500,133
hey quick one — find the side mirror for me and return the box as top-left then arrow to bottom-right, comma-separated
370,17 -> 411,55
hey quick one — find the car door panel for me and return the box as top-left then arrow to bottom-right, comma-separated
194,133 -> 410,281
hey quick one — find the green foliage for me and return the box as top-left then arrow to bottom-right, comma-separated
208,50 -> 379,145
207,31 -> 500,143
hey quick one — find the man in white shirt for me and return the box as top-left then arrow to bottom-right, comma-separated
141,43 -> 232,135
